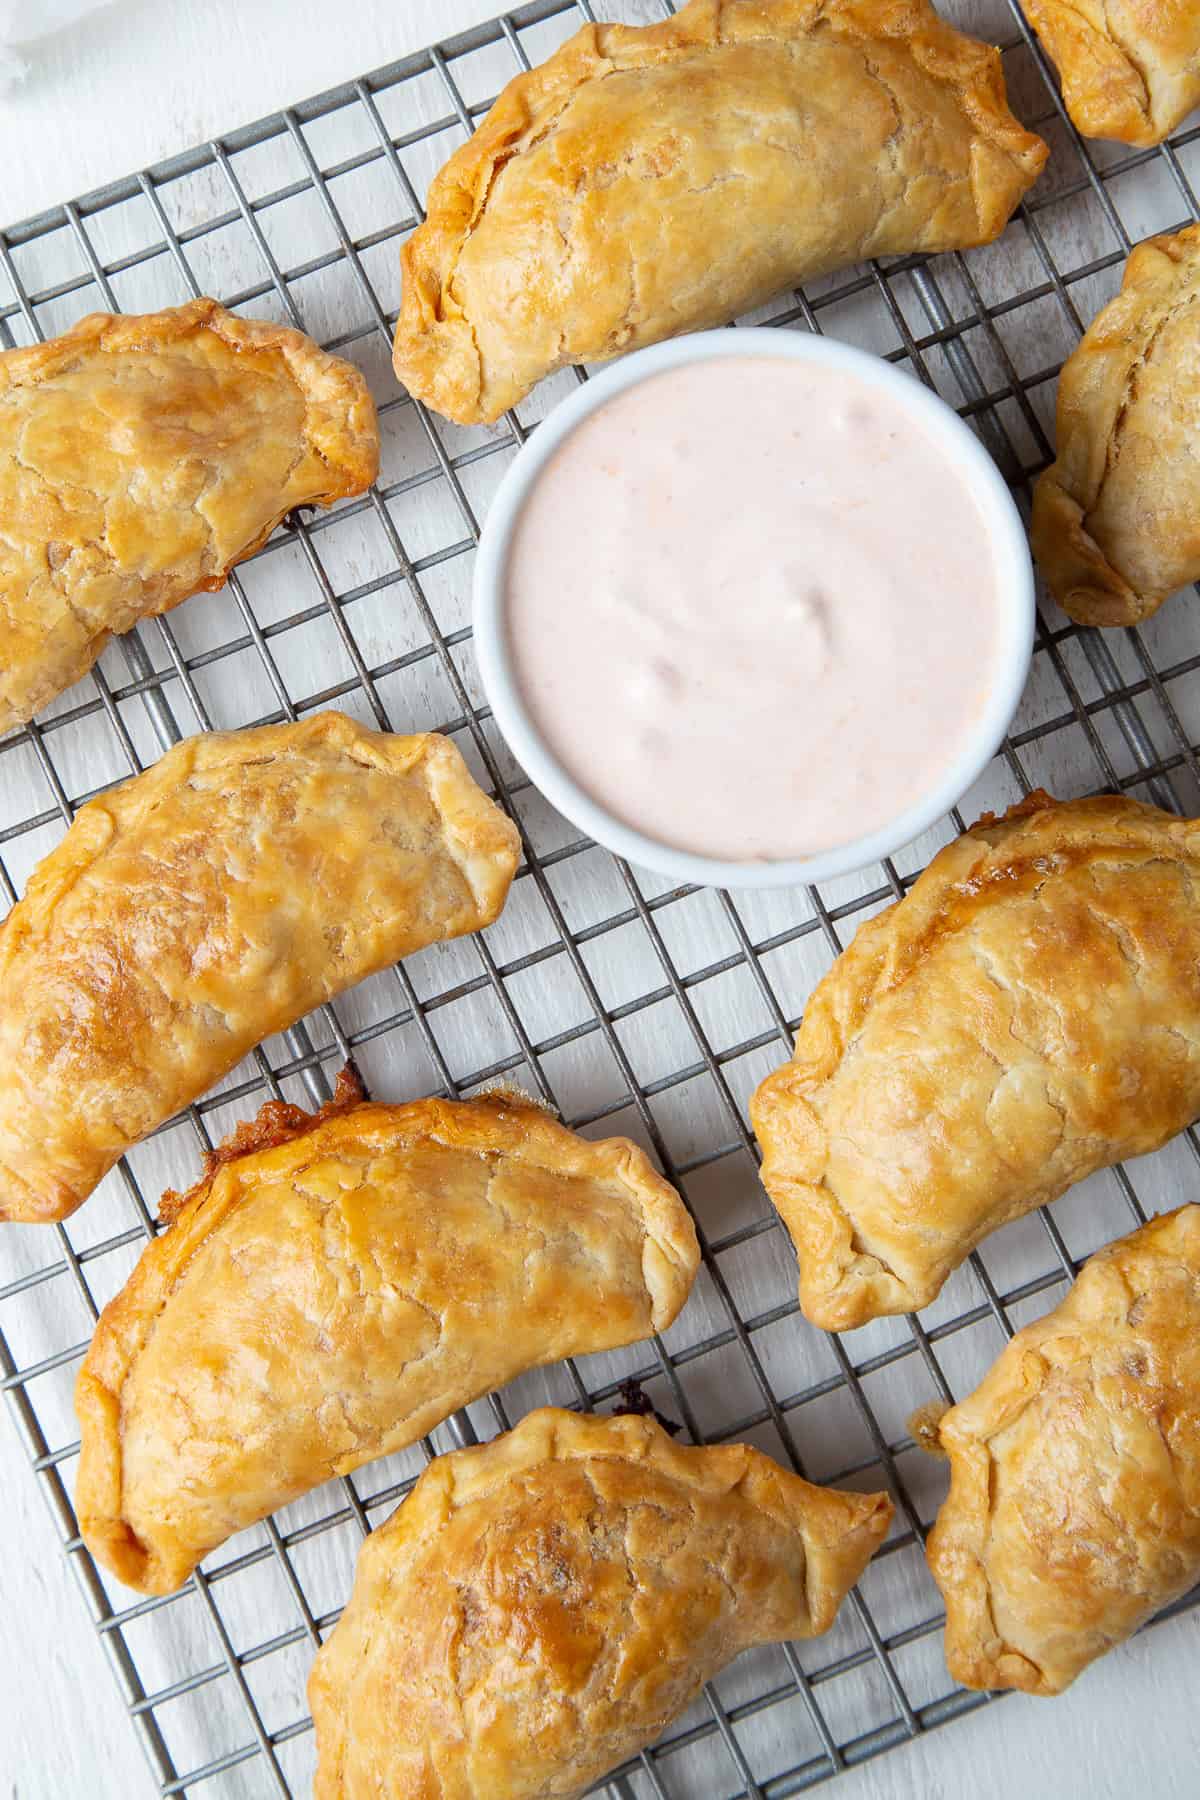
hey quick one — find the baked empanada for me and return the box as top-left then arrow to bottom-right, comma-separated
393,0 -> 1047,423
76,1089 -> 699,1595
751,790 -> 1200,1331
1032,226 -> 1200,627
0,297 -> 378,734
925,1206 -> 1200,1694
1023,0 -> 1200,147
308,1407 -> 892,1799
0,713 -> 518,1224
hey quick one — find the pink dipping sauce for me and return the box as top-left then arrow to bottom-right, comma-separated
504,356 -> 1003,863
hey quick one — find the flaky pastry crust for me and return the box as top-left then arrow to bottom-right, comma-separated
0,297 -> 379,733
926,1206 -> 1200,1694
393,0 -> 1047,423
75,1093 -> 698,1595
1032,225 -> 1200,626
308,1407 -> 892,1798
0,712 -> 519,1223
1023,0 -> 1200,147
751,790 -> 1200,1330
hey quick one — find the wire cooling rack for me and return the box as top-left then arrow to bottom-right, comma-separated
4,1 -> 1200,1794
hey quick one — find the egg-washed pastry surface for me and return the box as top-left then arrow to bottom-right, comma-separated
1022,0 -> 1200,147
0,297 -> 379,734
1032,225 -> 1200,627
308,1407 -> 892,1799
751,790 -> 1200,1331
76,1086 -> 699,1596
0,713 -> 518,1224
925,1206 -> 1200,1694
393,0 -> 1047,423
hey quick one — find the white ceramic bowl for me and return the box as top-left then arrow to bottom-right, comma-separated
473,328 -> 1035,890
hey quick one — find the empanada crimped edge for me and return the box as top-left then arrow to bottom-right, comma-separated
1031,225 -> 1200,626
924,1341 -> 1057,1696
74,1093 -> 699,1594
393,0 -> 1047,424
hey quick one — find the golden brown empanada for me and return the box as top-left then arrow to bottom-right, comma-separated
751,790 -> 1200,1331
925,1206 -> 1200,1694
1022,0 -> 1200,147
0,297 -> 378,733
308,1407 -> 892,1799
393,0 -> 1047,424
0,712 -> 518,1224
1032,225 -> 1200,626
76,1088 -> 699,1596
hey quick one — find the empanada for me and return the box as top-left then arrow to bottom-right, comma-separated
393,0 -> 1047,424
925,1206 -> 1200,1694
0,712 -> 518,1224
1022,0 -> 1200,147
308,1407 -> 892,1799
0,297 -> 378,733
76,1088 -> 699,1595
1032,225 -> 1200,627
751,790 -> 1200,1331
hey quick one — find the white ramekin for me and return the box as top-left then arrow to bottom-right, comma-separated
473,328 -> 1034,890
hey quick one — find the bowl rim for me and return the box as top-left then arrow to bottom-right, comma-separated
472,326 -> 1036,891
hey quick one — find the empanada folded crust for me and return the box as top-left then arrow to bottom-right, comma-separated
751,790 -> 1200,1331
308,1407 -> 892,1800
1023,0 -> 1200,147
0,712 -> 519,1223
393,0 -> 1047,423
0,297 -> 379,734
1031,225 -> 1200,626
75,1092 -> 699,1596
926,1206 -> 1200,1694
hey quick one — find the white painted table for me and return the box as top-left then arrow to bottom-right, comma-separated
1,3 -> 1199,1796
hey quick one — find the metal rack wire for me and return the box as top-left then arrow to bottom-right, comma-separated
3,1 -> 1200,1794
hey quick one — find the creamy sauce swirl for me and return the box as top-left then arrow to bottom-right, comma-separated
504,356 -> 1003,863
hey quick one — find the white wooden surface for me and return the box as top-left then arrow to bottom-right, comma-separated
2,2 -> 1200,1796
